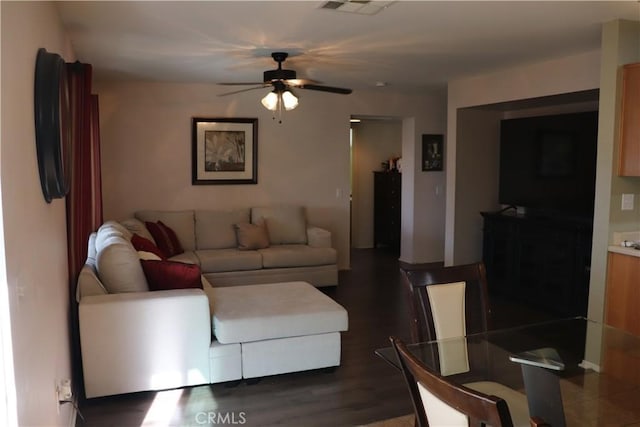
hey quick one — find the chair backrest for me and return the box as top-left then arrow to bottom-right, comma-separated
390,336 -> 515,427
400,262 -> 491,343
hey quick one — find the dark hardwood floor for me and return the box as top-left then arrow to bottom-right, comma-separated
76,249 -> 555,427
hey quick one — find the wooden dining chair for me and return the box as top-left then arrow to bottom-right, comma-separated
398,262 -> 533,425
390,336 -> 549,427
399,262 -> 491,343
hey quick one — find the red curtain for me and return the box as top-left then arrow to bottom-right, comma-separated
66,62 -> 103,397
66,62 -> 103,286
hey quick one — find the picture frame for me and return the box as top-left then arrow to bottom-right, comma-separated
192,117 -> 258,185
422,134 -> 443,171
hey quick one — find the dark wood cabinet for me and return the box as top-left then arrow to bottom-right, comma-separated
373,171 -> 401,252
481,211 -> 592,316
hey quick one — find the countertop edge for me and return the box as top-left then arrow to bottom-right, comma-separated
608,246 -> 640,258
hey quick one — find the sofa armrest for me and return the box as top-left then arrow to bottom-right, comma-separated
76,264 -> 108,303
307,226 -> 332,248
79,289 -> 211,397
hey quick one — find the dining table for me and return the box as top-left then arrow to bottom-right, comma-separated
375,317 -> 640,426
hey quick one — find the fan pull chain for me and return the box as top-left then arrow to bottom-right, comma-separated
273,92 -> 283,124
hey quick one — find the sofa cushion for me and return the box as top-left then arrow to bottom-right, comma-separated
145,221 -> 184,258
258,245 -> 337,268
195,209 -> 250,249
135,210 -> 196,251
211,281 -> 348,344
120,218 -> 155,244
131,234 -> 165,259
234,221 -> 269,250
137,251 -> 162,261
251,206 -> 307,245
141,259 -> 203,291
86,232 -> 98,266
95,233 -> 149,293
169,251 -> 200,265
95,222 -> 127,248
100,220 -> 132,240
196,249 -> 262,273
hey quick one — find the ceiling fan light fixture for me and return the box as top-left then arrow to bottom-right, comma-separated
222,51 -> 351,121
261,89 -> 298,112
281,90 -> 299,111
261,91 -> 279,111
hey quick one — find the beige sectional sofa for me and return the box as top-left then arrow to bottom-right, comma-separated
132,206 -> 338,287
76,206 -> 348,398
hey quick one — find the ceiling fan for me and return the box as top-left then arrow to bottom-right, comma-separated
218,52 -> 352,115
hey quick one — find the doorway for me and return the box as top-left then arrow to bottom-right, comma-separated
349,116 -> 403,249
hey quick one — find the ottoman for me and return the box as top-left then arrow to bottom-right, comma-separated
209,281 -> 349,379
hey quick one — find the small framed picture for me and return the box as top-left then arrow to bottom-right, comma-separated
192,117 -> 258,185
422,134 -> 444,172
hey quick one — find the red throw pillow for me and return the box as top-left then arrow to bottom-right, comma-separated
140,259 -> 202,291
145,221 -> 184,258
131,234 -> 166,259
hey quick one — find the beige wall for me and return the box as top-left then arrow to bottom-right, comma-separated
445,19 -> 640,367
96,81 -> 446,268
97,81 -> 352,267
452,101 -> 600,265
1,2 -> 75,425
446,50 -> 602,265
402,114 -> 447,264
589,20 -> 640,326
453,108 -> 502,264
606,20 -> 640,236
351,119 -> 402,249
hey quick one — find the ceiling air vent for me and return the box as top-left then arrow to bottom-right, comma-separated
320,1 -> 395,15
322,1 -> 345,10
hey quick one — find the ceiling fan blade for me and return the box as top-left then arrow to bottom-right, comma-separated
218,53 -> 351,98
286,78 -> 321,87
298,84 -> 352,95
218,85 -> 268,96
218,82 -> 267,86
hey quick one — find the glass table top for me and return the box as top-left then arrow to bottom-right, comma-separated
375,317 -> 640,426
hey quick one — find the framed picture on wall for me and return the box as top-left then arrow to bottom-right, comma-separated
422,134 -> 444,172
192,117 -> 258,185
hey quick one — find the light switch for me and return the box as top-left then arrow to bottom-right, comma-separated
622,193 -> 635,211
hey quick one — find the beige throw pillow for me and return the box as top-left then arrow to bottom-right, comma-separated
234,222 -> 270,250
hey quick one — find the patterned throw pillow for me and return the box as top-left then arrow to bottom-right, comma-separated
145,221 -> 184,258
140,259 -> 202,291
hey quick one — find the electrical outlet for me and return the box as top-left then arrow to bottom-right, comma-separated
57,379 -> 72,402
56,378 -> 73,414
622,193 -> 635,211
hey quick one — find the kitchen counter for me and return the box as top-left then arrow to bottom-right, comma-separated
608,245 -> 640,257
609,231 -> 640,258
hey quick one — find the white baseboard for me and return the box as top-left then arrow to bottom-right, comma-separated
62,397 -> 79,427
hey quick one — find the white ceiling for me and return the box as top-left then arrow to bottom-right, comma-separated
56,1 -> 640,92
